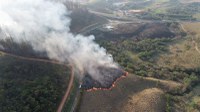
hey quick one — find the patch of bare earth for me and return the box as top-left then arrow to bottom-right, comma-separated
122,88 -> 166,112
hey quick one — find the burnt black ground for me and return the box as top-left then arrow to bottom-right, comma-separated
81,67 -> 126,90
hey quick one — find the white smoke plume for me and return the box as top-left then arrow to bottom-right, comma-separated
0,0 -> 118,83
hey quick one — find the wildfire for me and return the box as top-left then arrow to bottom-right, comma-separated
86,71 -> 128,92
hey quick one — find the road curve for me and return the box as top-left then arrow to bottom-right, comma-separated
57,66 -> 74,112
0,50 -> 74,112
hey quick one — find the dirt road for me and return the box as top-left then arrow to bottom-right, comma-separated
57,66 -> 74,112
0,51 -> 67,66
0,51 -> 75,112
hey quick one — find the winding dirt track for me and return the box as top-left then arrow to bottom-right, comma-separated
57,66 -> 74,112
0,51 -> 74,112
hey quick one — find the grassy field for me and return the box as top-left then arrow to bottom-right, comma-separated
183,22 -> 200,35
157,38 -> 200,68
123,88 -> 166,112
78,74 -> 183,112
183,22 -> 200,49
157,22 -> 200,69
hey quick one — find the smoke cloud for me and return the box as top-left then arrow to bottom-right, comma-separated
0,0 -> 119,84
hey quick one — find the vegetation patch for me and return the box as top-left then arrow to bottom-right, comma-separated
98,37 -> 199,88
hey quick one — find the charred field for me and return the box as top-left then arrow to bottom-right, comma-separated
87,22 -> 185,41
81,67 -> 128,91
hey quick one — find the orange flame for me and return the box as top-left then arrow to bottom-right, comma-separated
86,71 -> 128,92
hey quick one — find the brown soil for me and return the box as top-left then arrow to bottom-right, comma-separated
122,88 -> 166,112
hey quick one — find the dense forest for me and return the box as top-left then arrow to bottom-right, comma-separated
0,56 -> 71,112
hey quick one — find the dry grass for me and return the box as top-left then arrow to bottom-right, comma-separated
183,22 -> 200,47
78,75 -> 183,112
122,88 -> 166,112
0,51 -> 4,56
144,77 -> 183,92
157,23 -> 200,68
157,38 -> 200,68
127,51 -> 143,63
183,22 -> 200,35
193,96 -> 200,104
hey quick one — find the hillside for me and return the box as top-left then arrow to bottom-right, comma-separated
76,18 -> 200,112
78,74 -> 183,112
1,0 -> 200,112
89,22 -> 184,40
